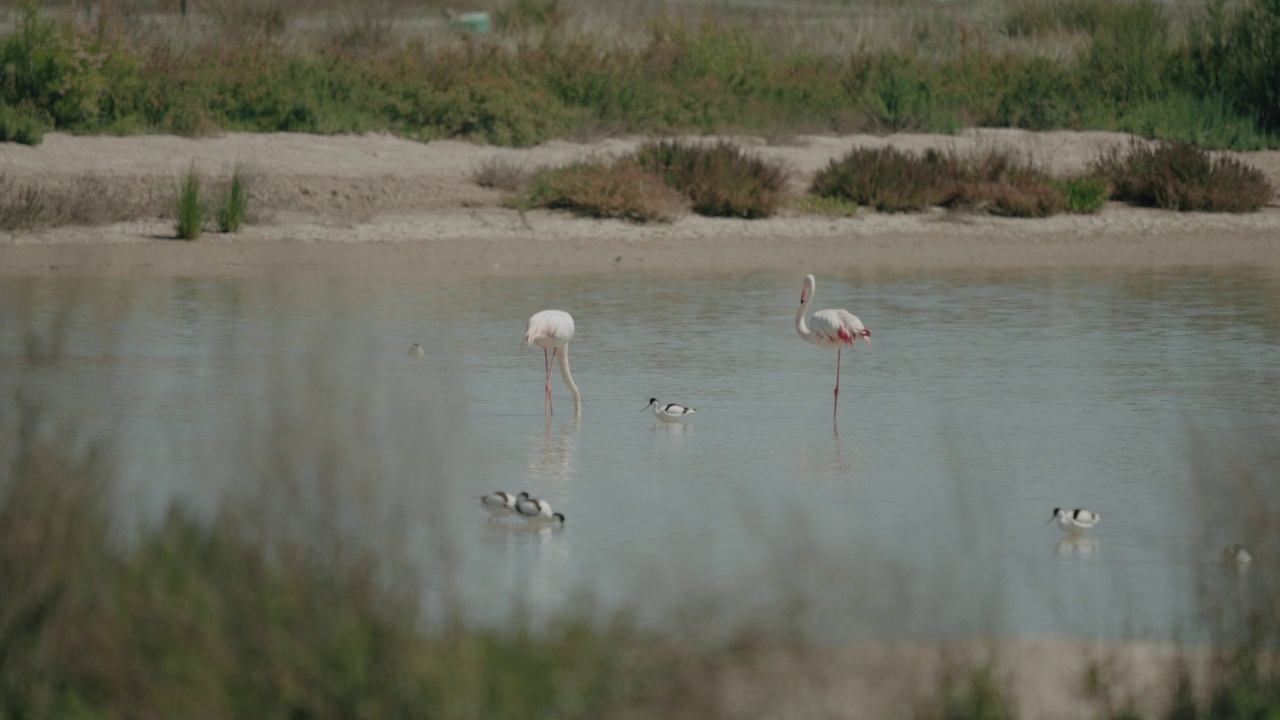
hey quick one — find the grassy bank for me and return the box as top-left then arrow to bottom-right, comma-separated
0,0 -> 1278,149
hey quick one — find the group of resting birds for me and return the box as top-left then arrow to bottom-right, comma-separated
477,491 -> 565,526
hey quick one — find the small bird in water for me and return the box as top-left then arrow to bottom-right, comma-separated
1048,507 -> 1101,534
1223,544 -> 1252,567
516,496 -> 565,526
645,398 -> 697,423
477,491 -> 529,520
409,343 -> 425,357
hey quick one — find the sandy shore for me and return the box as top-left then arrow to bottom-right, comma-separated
2,129 -> 1279,277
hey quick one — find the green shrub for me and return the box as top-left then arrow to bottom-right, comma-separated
0,102 -> 45,145
1183,0 -> 1280,134
1056,175 -> 1110,213
0,4 -> 145,131
634,140 -> 788,218
398,61 -> 577,146
1081,0 -> 1170,106
996,58 -> 1083,131
175,166 -> 204,240
1111,92 -> 1279,150
852,54 -> 961,133
524,158 -> 689,222
218,167 -> 249,233
1092,141 -> 1275,212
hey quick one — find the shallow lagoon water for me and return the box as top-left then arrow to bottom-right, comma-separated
3,267 -> 1277,642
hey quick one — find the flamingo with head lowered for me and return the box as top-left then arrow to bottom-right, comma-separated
521,309 -> 581,417
795,274 -> 871,418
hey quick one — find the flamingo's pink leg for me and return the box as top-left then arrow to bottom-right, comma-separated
543,348 -> 553,415
547,348 -> 559,416
833,348 -> 842,418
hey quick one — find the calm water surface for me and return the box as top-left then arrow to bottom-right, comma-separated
3,267 -> 1278,642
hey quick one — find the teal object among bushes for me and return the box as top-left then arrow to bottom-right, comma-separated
444,9 -> 490,34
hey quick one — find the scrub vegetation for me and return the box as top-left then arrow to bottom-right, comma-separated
0,172 -> 159,230
0,0 -> 1278,150
1092,141 -> 1275,213
517,139 -> 1270,222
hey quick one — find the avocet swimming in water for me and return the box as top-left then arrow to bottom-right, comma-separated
1048,507 -> 1101,534
516,496 -> 565,526
645,398 -> 697,423
477,491 -> 529,520
408,343 -> 425,357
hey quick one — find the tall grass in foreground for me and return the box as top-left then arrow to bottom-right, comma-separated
0,428 -> 637,718
175,164 -> 203,240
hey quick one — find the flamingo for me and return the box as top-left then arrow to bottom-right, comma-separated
521,310 -> 581,417
795,274 -> 871,418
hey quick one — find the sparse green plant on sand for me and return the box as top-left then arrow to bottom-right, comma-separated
1057,175 -> 1110,213
218,166 -> 249,233
796,195 -> 858,217
175,164 -> 203,240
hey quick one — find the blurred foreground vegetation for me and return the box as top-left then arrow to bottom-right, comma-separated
0,0 -> 1278,149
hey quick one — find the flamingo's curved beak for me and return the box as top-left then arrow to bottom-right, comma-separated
862,329 -> 872,348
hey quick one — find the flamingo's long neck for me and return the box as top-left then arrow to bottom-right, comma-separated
558,346 -> 582,417
796,282 -> 814,340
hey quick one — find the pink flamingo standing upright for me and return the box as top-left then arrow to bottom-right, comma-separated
521,309 -> 581,417
795,274 -> 871,418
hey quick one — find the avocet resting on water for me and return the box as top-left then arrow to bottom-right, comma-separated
645,398 -> 697,423
477,491 -> 529,520
409,343 -> 425,357
1048,507 -> 1101,534
516,496 -> 565,526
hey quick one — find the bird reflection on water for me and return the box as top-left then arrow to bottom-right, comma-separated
1055,535 -> 1100,558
